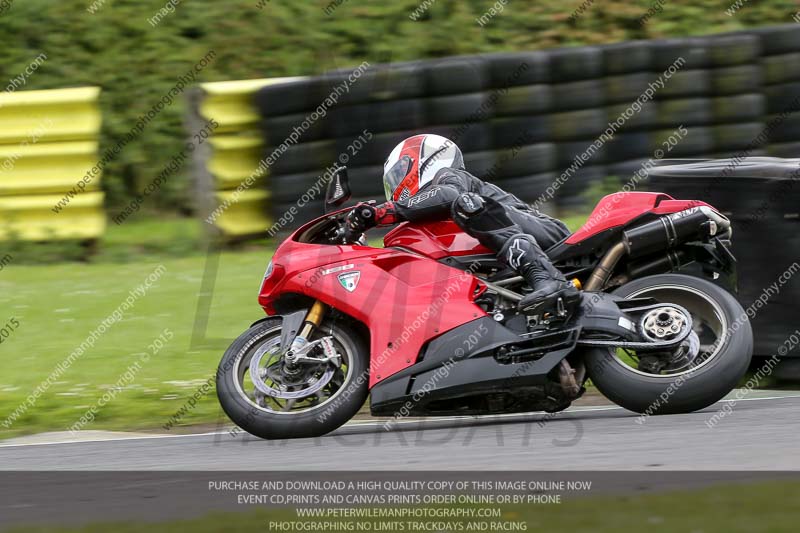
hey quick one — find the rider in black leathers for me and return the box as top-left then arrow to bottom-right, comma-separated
346,134 -> 579,314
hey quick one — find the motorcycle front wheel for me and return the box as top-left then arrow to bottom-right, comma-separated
216,318 -> 369,439
584,273 -> 753,415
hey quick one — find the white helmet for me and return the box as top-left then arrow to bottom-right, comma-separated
383,134 -> 464,201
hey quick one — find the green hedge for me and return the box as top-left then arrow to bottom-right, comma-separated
0,0 -> 796,212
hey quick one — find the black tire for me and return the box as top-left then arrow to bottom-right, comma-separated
490,116 -> 551,148
550,109 -> 606,141
548,47 -> 604,82
650,38 -> 710,71
767,141 -> 800,158
427,92 -> 487,124
261,112 -> 329,145
492,84 -> 553,116
426,56 -> 488,95
605,101 -> 658,133
761,52 -> 800,85
711,65 -> 762,96
485,51 -> 550,87
217,318 -> 369,439
764,81 -> 800,115
552,79 -> 605,111
255,78 -> 324,117
604,73 -> 653,105
605,132 -> 651,162
751,24 -> 800,56
707,34 -> 761,67
712,94 -> 765,123
602,41 -> 652,74
656,98 -> 712,127
712,122 -> 765,152
268,140 -> 337,176
271,171 -> 325,204
649,126 -> 714,157
488,143 -> 557,179
428,123 -> 492,152
585,274 -> 753,415
655,69 -> 712,99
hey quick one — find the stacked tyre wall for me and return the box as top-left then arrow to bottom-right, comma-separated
253,26 -> 800,227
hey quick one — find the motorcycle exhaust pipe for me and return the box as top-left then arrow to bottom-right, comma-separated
622,207 -> 727,259
627,249 -> 690,279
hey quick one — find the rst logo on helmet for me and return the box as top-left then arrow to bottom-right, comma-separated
337,271 -> 361,292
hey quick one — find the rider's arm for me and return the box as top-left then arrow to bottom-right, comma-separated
377,169 -> 469,225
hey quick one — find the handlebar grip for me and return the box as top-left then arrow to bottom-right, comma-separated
360,208 -> 374,220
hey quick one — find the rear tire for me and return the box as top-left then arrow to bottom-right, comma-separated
585,274 -> 753,415
216,318 -> 369,439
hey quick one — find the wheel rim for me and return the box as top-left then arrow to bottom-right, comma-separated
232,325 -> 355,415
609,284 -> 729,378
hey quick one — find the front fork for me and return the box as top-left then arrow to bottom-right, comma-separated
283,300 -> 327,367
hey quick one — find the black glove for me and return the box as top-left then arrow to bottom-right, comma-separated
343,203 -> 377,242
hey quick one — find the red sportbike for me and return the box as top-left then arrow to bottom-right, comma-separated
217,168 -> 752,439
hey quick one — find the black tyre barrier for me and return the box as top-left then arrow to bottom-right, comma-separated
427,123 -> 493,152
765,114 -> 800,144
270,171 -> 327,204
605,101 -> 658,133
712,149 -> 769,159
557,138 -> 609,168
493,172 -> 557,203
426,92 -> 488,125
261,111 -> 330,145
327,98 -> 426,137
346,165 -> 385,198
607,159 -> 651,184
650,38 -> 711,71
548,46 -> 604,82
707,34 -> 762,67
767,141 -> 800,158
711,64 -> 763,96
485,51 -> 550,87
425,56 -> 488,95
255,78 -> 326,118
713,122 -> 768,152
604,72 -> 654,105
656,98 -> 713,127
602,41 -> 652,75
751,24 -> 800,56
463,150 -> 499,179
551,79 -> 606,111
272,199 -> 325,230
764,82 -> 800,115
550,108 -> 607,141
649,126 -> 714,156
492,84 -> 553,116
729,218 -> 800,357
606,132 -> 651,163
334,130 -> 414,168
321,62 -> 427,106
655,69 -> 712,99
712,94 -> 766,124
490,115 -> 551,148
554,165 -> 608,210
268,139 -> 337,176
487,143 -> 557,179
761,52 -> 800,85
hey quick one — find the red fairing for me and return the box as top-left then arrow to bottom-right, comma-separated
566,192 -> 712,244
384,220 -> 492,259
259,236 -> 486,388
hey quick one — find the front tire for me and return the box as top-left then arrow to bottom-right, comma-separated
585,273 -> 753,415
216,318 -> 369,439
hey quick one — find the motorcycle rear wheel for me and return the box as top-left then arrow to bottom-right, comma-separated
584,273 -> 753,415
216,318 -> 369,439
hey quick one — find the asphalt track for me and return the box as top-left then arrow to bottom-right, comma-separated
2,392 -> 799,471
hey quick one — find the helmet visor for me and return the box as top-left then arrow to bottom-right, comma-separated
383,155 -> 412,201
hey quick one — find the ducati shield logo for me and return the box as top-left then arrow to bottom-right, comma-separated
338,271 -> 361,292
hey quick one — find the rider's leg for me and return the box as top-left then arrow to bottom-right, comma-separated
451,193 -> 579,313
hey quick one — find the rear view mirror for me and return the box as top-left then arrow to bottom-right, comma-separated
325,166 -> 351,212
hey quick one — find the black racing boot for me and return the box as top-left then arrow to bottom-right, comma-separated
500,234 -> 580,315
